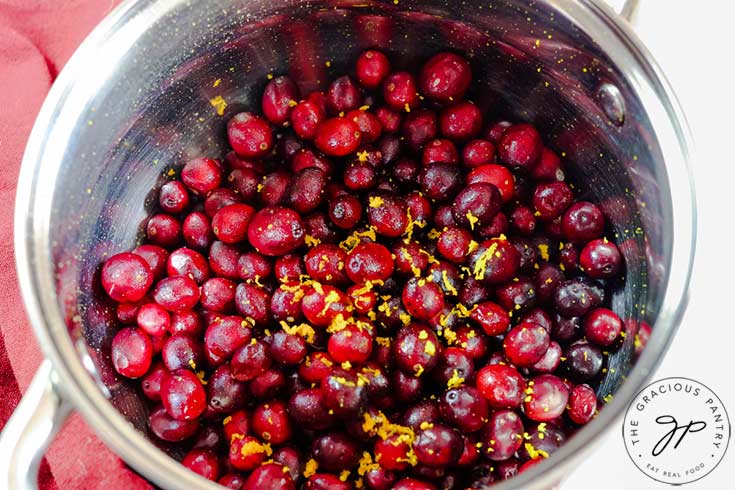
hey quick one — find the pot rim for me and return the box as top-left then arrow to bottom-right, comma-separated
14,0 -> 696,488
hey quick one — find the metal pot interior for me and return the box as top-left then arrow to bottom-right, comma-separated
45,0 -> 668,461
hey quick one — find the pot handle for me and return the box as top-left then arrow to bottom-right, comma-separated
0,360 -> 72,490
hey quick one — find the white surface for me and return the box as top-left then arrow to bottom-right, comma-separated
565,1 -> 735,489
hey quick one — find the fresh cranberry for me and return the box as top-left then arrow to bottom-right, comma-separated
413,424 -> 463,467
509,205 -> 537,236
269,331 -> 308,365
328,194 -> 363,230
161,332 -> 203,371
436,226 -> 473,263
553,277 -> 605,317
159,181 -> 190,214
454,326 -> 489,360
377,107 -> 402,133
234,283 -> 270,326
402,278 -> 444,322
432,347 -> 474,386
207,364 -> 247,414
439,102 -> 482,140
498,123 -> 542,171
562,340 -> 603,381
141,361 -> 167,401
580,238 -> 622,278
531,147 -> 565,181
287,168 -> 327,215
523,374 -> 569,422
584,307 -> 623,346
321,369 -> 367,416
161,368 -> 206,420
532,340 -> 562,373
209,241 -> 240,278
452,183 -> 502,229
496,276 -> 536,312
149,404 -> 199,442
328,323 -> 373,363
237,251 -> 272,283
247,206 -> 306,256
231,339 -> 272,381
374,434 -> 412,471
250,369 -> 287,399
167,247 -> 210,284
274,254 -> 305,283
478,211 -> 509,238
312,432 -> 360,472
533,182 -> 573,221
422,139 -> 459,166
305,212 -> 339,243
262,75 -> 300,125
211,204 -> 255,244
301,284 -> 351,327
392,478 -> 437,490
273,446 -> 302,482
228,112 -> 273,159
288,388 -> 336,430
251,401 -> 292,444
503,323 -> 549,366
419,163 -> 462,201
146,213 -> 182,247
485,120 -> 512,143
314,117 -> 362,156
204,315 -> 251,365
470,301 -> 510,336
403,110 -> 437,150
357,50 -> 391,88
476,364 -> 526,409
111,327 -> 153,378
462,139 -> 495,167
347,109 -> 382,143
345,241 -> 394,283
136,303 -> 170,337
419,52 -> 471,102
305,474 -> 351,490
219,473 -> 246,489
182,212 -> 214,249
229,435 -> 269,471
439,386 -> 489,433
227,167 -> 260,201
568,384 -> 598,424
242,463 -> 295,490
153,275 -> 200,312
481,410 -> 524,461
258,171 -> 290,207
291,100 -> 325,140
343,160 -> 376,190
383,71 -> 420,111
562,201 -> 605,243
367,194 -> 409,237
327,76 -> 363,114
101,252 -> 153,303
181,157 -> 222,195
468,238 -> 520,284
394,323 -> 441,376
133,244 -> 169,280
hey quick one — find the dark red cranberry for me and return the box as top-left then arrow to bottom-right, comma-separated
207,364 -> 247,414
393,242 -> 430,277
102,252 -> 153,303
436,227 -> 473,263
462,139 -> 495,167
251,401 -> 292,444
347,109 -> 382,143
237,251 -> 272,283
402,278 -> 444,322
419,52 -> 471,102
314,117 -> 362,156
320,369 -> 367,416
367,194 -> 409,237
161,332 -> 203,371
568,384 -> 598,424
534,263 -> 564,305
392,368 -> 424,403
580,238 -> 622,279
468,238 -> 520,284
219,473 -> 246,489
229,434 -> 269,471
312,432 -> 360,472
304,212 -> 339,243
327,76 -> 363,114
383,71 -> 420,111
204,315 -> 251,365
228,112 -> 273,159
288,388 -> 336,430
132,244 -> 168,280
273,446 -> 302,482
146,213 -> 182,247
149,405 -> 199,442
523,374 -> 569,422
343,160 -> 376,190
414,424 -> 463,467
305,474 -> 351,490
584,307 -> 623,346
485,120 -> 512,143
454,326 -> 489,360
498,123 -> 542,171
562,201 -> 605,243
234,283 -> 270,326
459,277 -> 491,306
452,183 -> 502,229
517,421 -> 566,461
496,276 -> 536,313
247,206 -> 305,256
439,102 -> 482,140
551,314 -> 582,343
433,347 -> 474,386
181,157 -> 222,195
167,247 -> 210,284
136,303 -> 170,337
182,212 -> 214,249
273,254 -> 305,283
159,181 -> 190,214
270,282 -> 306,322
403,110 -> 437,150
258,171 -> 289,208
111,327 -> 152,378
531,147 -> 565,181
419,163 -> 462,201
561,340 -> 603,381
392,158 -> 420,186
204,188 -> 239,218
559,242 -> 580,271
476,364 -> 526,409
288,169 -> 328,215
291,100 -> 325,140
533,182 -> 573,221
153,275 -> 199,312
328,194 -> 362,230
422,139 -> 459,166
277,135 -> 305,164
356,50 -> 391,89
161,368 -> 206,420
481,410 -> 524,461
227,167 -> 260,202
141,361 -> 167,401
377,107 -> 402,133
509,205 -> 537,235
503,323 -> 549,366
249,369 -> 286,399
553,277 -> 605,317
231,339 -> 272,381
269,331 -> 308,365
439,386 -> 489,433
262,75 -> 300,125
394,323 -> 442,376
242,463 -> 295,490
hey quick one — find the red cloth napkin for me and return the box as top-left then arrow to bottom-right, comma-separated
0,1 -> 151,488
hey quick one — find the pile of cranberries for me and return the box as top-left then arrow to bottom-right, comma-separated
101,50 -> 648,489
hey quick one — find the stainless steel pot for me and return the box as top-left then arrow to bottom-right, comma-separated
0,0 -> 696,488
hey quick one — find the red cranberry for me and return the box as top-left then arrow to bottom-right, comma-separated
211,204 -> 255,244
291,100 -> 325,140
228,112 -> 273,159
204,315 -> 251,365
531,340 -> 562,373
304,244 -> 348,285
146,213 -> 182,247
468,238 -> 520,284
314,117 -> 362,156
562,201 -> 605,243
247,206 -> 306,256
553,277 -> 605,317
413,424 -> 463,467
237,251 -> 272,283
454,326 -> 489,360
476,364 -> 526,409
229,435 -> 269,471
452,183 -> 502,229
383,71 -> 420,111
347,109 -> 382,143
533,182 -> 573,221
167,247 -> 210,284
242,463 -> 295,490
432,347 -> 474,386
182,212 -> 214,249
394,323 -> 441,376
327,76 -> 363,114
559,242 -> 580,271
227,167 -> 260,202
312,432 -> 360,472
534,263 -> 564,305
509,205 -> 536,235
209,241 -> 240,278
496,276 -> 536,312
234,283 -> 270,326
250,369 -> 286,399
439,102 -> 482,140
328,323 -> 373,363
436,227 -> 473,263
419,163 -> 462,201
305,474 -> 351,490
328,194 -> 363,230
374,435 -> 412,471
393,478 -> 437,490
161,368 -> 206,421
367,194 -> 409,237
258,171 -> 289,207
439,386 -> 489,433
305,212 -> 339,243
101,252 -> 153,303
403,110 -> 437,150
301,284 -> 351,327
402,278 -> 444,322
343,160 -> 376,190
568,384 -> 598,424
223,409 -> 251,442
419,52 -> 471,102
470,301 -> 510,336
111,327 -> 152,378
273,446 -> 302,482
392,158 -> 420,186
207,364 -> 247,414
356,50 -> 391,88
422,138 -> 459,166
580,238 -> 622,278
153,275 -> 200,312
531,147 -> 565,181
181,157 -> 222,195
466,164 -> 514,203
459,278 -> 492,306
523,374 -> 569,422
503,323 -> 549,367
485,120 -> 512,143
377,107 -> 402,133
133,244 -> 169,280
481,410 -> 524,461
269,331 -> 308,365
251,401 -> 292,444
231,339 -> 272,381
561,340 -> 603,381
498,123 -> 542,171
345,241 -> 394,283
141,361 -> 167,401
584,307 -> 623,346
288,388 -> 336,430
462,139 -> 495,167
274,254 -> 305,283
219,473 -> 246,489
159,181 -> 190,214
136,303 -> 170,337
320,369 -> 367,416
149,405 -> 199,442
262,75 -> 300,125
161,332 -> 203,371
